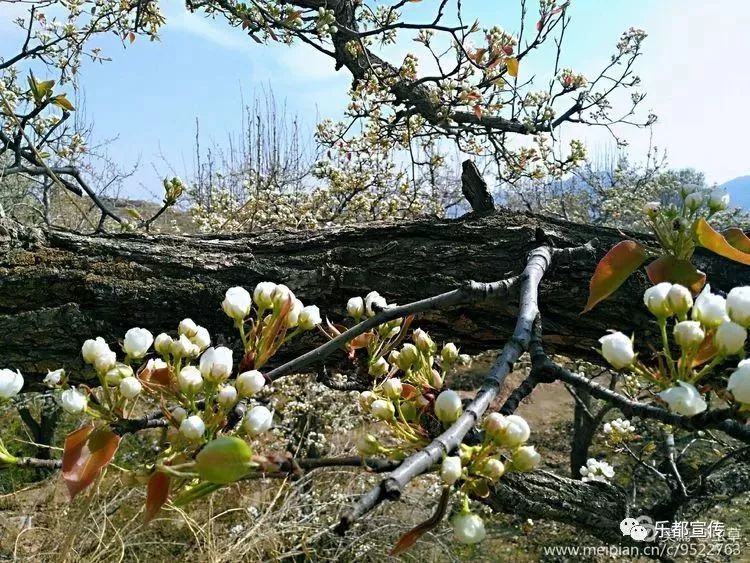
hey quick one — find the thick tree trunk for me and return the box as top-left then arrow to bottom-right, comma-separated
2,210 -> 749,385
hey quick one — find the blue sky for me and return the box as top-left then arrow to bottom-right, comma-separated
2,0 -> 749,200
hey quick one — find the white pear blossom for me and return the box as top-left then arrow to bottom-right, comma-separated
94,349 -> 117,373
440,456 -> 462,485
728,360 -> 750,403
119,376 -> 143,399
123,327 -> 154,359
253,281 -> 277,309
222,286 -> 253,320
692,285 -> 728,328
180,415 -> 205,440
603,418 -> 634,436
685,192 -> 703,210
643,283 -> 673,317
497,414 -> 531,447
370,398 -> 395,420
396,343 -> 418,370
368,357 -> 390,378
177,365 -> 203,394
413,328 -> 435,352
673,321 -> 705,350
708,188 -> 729,211
364,291 -> 387,316
382,378 -> 403,399
81,337 -> 111,365
178,318 -> 198,337
191,326 -> 211,351
347,296 -> 365,318
199,346 -> 233,383
171,334 -> 200,359
271,284 -> 295,308
298,305 -> 322,330
236,370 -> 266,397
599,332 -> 635,369
580,458 -> 615,483
715,321 -> 747,355
217,385 -> 238,408
105,363 -> 133,386
512,445 -> 541,471
658,382 -> 707,416
244,405 -> 273,436
154,333 -> 173,356
667,284 -> 693,318
434,389 -> 462,423
43,368 -> 64,387
451,512 -> 486,545
286,299 -> 304,328
727,286 -> 750,328
0,369 -> 24,399
61,388 -> 87,414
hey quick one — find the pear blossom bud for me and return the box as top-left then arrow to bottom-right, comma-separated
356,433 -> 381,455
692,285 -> 728,328
171,406 -> 187,424
154,333 -> 173,357
298,305 -> 322,330
217,385 -> 238,408
123,327 -> 154,359
728,360 -> 750,403
171,334 -> 200,359
222,286 -> 252,320
727,286 -> 750,328
368,357 -> 390,378
434,389 -> 462,423
658,382 -> 707,416
271,284 -> 295,308
364,291 -> 387,316
512,445 -> 541,471
396,344 -> 418,370
177,366 -> 203,394
431,369 -> 443,389
370,399 -> 395,420
643,201 -> 660,217
236,370 -> 266,397
440,456 -> 462,485
43,368 -> 64,387
180,415 -> 205,440
244,405 -> 273,436
199,346 -> 233,383
708,188 -> 729,211
105,363 -> 133,386
673,321 -> 705,350
178,318 -> 198,337
388,349 -> 401,367
82,337 -> 111,365
685,192 -> 703,211
0,369 -> 24,399
119,376 -> 142,399
643,283 -> 673,318
413,328 -> 435,352
359,391 -> 375,411
191,326 -> 211,351
667,284 -> 693,318
715,321 -> 747,355
451,512 -> 486,544
253,282 -> 277,309
286,299 -> 304,328
441,343 -> 459,364
382,378 -> 402,399
483,412 -> 507,439
94,350 -> 117,373
61,388 -> 87,414
458,353 -> 472,366
497,414 -> 530,447
681,184 -> 698,197
347,296 -> 365,319
481,458 -> 505,481
598,332 -> 635,370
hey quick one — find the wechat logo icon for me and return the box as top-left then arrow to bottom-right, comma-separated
620,515 -> 655,542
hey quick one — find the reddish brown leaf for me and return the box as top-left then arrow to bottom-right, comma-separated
723,228 -> 750,253
401,383 -> 418,400
645,255 -> 706,294
694,218 -> 750,265
144,472 -> 170,524
391,487 -> 450,555
692,333 -> 718,367
473,104 -> 483,119
583,240 -> 648,313
349,332 -> 374,350
62,424 -> 120,500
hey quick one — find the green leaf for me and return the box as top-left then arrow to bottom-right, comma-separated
62,424 -> 120,500
195,436 -> 253,484
694,218 -> 750,265
583,240 -> 648,313
645,256 -> 706,294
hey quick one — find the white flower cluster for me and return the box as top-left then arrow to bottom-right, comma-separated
602,418 -> 635,437
580,458 -> 615,483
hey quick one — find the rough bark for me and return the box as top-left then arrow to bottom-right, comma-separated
2,210 -> 749,385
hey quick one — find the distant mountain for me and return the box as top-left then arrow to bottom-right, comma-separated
720,176 -> 750,211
